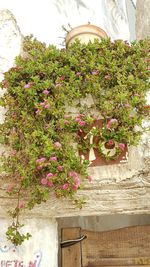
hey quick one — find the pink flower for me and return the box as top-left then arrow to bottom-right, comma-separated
76,72 -> 81,76
119,143 -> 126,151
6,185 -> 14,193
62,183 -> 69,190
43,90 -> 49,95
75,117 -> 81,122
104,75 -> 111,80
24,83 -> 32,89
78,114 -> 84,118
35,109 -> 40,114
92,70 -> 99,75
44,104 -> 50,109
40,102 -> 45,106
57,165 -> 63,171
72,184 -> 78,190
106,118 -> 118,129
64,115 -> 70,119
47,181 -> 53,187
74,176 -> 80,186
69,171 -> 78,178
54,142 -> 62,149
46,173 -> 54,178
79,121 -> 86,126
18,203 -> 25,209
36,157 -> 46,164
41,178 -> 48,185
60,76 -> 65,81
92,115 -> 98,119
11,149 -> 17,156
50,156 -> 57,161
87,175 -> 93,182
37,165 -> 43,170
64,120 -> 70,125
108,139 -> 114,146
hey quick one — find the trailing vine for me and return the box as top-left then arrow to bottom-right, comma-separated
0,36 -> 149,245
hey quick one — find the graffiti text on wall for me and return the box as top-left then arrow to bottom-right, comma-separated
0,260 -> 38,267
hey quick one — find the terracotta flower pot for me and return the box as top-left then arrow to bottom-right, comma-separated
65,24 -> 108,47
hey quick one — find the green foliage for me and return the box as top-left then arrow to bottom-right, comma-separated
6,223 -> 31,246
0,36 -> 149,245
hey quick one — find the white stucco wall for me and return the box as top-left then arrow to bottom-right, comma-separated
0,218 -> 58,267
0,10 -> 58,267
0,0 -> 133,46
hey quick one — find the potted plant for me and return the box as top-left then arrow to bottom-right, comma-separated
0,35 -> 149,245
65,23 -> 108,47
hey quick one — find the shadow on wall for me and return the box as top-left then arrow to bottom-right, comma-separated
54,0 -> 88,15
58,214 -> 150,232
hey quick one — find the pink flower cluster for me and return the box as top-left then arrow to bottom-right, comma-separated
57,165 -> 63,171
36,157 -> 46,170
60,76 -> 65,81
39,100 -> 50,109
24,82 -> 33,89
63,115 -> 71,125
50,156 -> 57,161
41,172 -> 55,187
6,185 -> 14,193
36,157 -> 46,164
36,155 -> 59,170
91,70 -> 99,75
118,143 -> 126,151
75,114 -> 86,127
18,202 -> 25,209
61,171 -> 81,191
43,89 -> 49,95
106,118 -> 118,129
76,72 -> 81,76
62,183 -> 69,190
36,99 -> 51,115
54,142 -> 62,149
69,171 -> 81,190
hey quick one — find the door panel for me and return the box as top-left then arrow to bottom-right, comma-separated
61,226 -> 150,267
61,227 -> 82,267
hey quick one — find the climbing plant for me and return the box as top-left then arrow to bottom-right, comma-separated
0,36 -> 149,245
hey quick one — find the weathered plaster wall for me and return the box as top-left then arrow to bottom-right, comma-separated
136,0 -> 150,39
0,5 -> 149,266
0,9 -> 22,124
0,10 -> 58,267
0,6 -> 150,218
0,218 -> 58,267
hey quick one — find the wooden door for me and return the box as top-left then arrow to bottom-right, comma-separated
61,226 -> 150,267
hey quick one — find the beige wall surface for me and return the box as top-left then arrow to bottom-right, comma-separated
136,0 -> 150,39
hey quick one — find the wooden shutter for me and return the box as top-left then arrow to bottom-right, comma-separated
82,226 -> 150,267
61,225 -> 150,267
